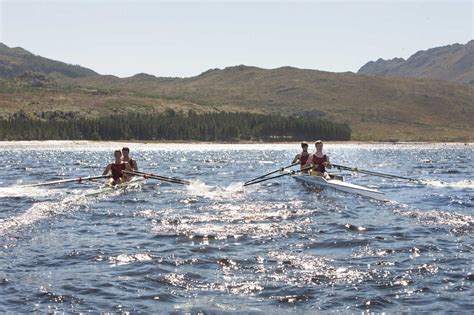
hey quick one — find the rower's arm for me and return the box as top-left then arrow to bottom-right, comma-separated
304,154 -> 313,168
325,156 -> 331,168
102,164 -> 111,175
123,163 -> 132,180
292,154 -> 300,164
132,160 -> 138,171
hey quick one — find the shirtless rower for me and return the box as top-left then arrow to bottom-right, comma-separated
305,140 -> 331,179
121,147 -> 138,171
102,150 -> 132,185
292,142 -> 310,171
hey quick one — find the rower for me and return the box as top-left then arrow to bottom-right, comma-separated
102,150 -> 132,185
305,140 -> 331,179
121,147 -> 138,171
292,142 -> 310,171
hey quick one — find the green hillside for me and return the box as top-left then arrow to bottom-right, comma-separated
69,65 -> 474,141
1,43 -> 473,142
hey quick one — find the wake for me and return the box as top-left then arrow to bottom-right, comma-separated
422,179 -> 474,189
186,180 -> 245,199
0,193 -> 90,235
0,185 -> 62,198
389,201 -> 474,234
0,182 -> 144,235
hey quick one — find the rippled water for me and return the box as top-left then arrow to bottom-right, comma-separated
0,141 -> 472,313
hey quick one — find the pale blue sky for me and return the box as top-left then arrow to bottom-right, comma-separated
1,1 -> 472,77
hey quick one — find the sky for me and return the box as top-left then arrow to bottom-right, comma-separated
0,0 -> 472,78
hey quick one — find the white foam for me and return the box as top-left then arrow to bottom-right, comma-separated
390,202 -> 474,231
0,194 -> 88,235
108,253 -> 153,266
0,186 -> 61,198
0,182 -> 143,235
422,179 -> 474,189
186,180 -> 244,199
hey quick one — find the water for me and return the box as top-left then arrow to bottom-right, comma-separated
0,141 -> 472,313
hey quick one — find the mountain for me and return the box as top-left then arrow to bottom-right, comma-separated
0,44 -> 473,141
0,42 -> 97,78
358,40 -> 474,84
18,65 -> 474,142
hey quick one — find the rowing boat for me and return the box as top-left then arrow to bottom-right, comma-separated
292,174 -> 386,200
84,176 -> 146,197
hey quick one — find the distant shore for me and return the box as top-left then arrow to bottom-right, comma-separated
0,140 -> 471,147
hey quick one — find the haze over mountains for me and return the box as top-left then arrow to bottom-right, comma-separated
358,40 -> 474,85
0,42 -> 473,141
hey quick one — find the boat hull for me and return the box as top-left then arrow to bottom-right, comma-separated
293,174 -> 386,201
84,177 -> 146,197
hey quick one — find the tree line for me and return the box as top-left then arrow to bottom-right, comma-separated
0,110 -> 351,141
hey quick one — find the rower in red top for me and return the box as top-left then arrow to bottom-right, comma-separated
121,147 -> 138,171
292,142 -> 310,171
102,150 -> 132,185
305,140 -> 331,179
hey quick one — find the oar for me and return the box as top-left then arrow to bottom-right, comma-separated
329,163 -> 420,182
127,170 -> 190,185
244,165 -> 312,187
244,162 -> 299,185
124,170 -> 190,185
24,175 -> 110,187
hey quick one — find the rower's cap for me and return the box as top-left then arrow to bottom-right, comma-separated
301,142 -> 308,147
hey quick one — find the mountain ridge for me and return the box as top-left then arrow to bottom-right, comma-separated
0,42 -> 473,142
358,40 -> 474,84
0,43 -> 97,78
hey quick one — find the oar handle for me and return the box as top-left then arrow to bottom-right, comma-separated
243,172 -> 290,186
244,162 -> 299,185
244,165 -> 312,187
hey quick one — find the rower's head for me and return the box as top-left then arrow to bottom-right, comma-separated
114,149 -> 122,159
122,147 -> 130,158
301,142 -> 308,152
315,140 -> 323,151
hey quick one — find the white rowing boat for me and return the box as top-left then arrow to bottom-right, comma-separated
84,176 -> 146,197
292,174 -> 386,201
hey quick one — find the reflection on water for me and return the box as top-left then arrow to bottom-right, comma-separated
0,142 -> 472,313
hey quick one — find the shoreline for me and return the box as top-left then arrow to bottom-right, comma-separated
0,140 -> 471,146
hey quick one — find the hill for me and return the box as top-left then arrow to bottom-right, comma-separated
0,43 -> 97,78
358,40 -> 474,84
68,65 -> 474,141
0,43 -> 473,142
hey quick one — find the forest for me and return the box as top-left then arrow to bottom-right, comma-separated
0,110 -> 351,141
